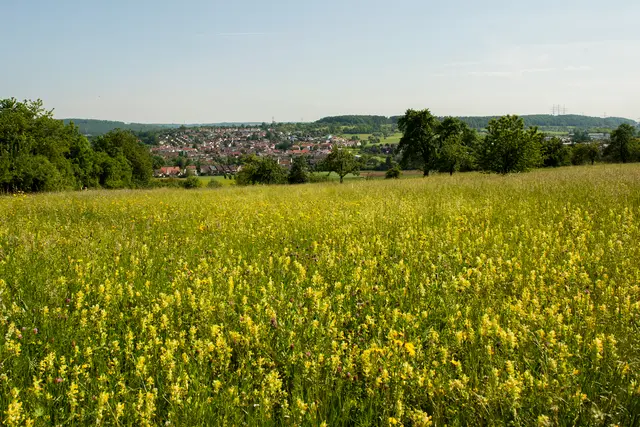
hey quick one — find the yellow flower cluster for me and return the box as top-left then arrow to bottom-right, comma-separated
0,165 -> 639,425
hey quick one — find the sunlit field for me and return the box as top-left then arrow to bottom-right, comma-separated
1,165 -> 639,426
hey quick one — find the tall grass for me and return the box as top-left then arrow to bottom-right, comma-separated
1,165 -> 639,426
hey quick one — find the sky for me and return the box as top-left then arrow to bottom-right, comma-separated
1,0 -> 639,123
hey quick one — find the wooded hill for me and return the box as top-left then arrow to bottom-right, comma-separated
316,114 -> 637,130
62,119 -> 178,136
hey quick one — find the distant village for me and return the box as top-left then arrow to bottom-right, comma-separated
150,126 -> 360,177
149,125 -> 613,178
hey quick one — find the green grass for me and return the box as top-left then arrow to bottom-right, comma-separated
1,164 -> 640,425
196,175 -> 236,186
350,133 -> 402,145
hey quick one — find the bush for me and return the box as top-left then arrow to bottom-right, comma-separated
183,176 -> 202,189
207,179 -> 223,189
385,166 -> 402,179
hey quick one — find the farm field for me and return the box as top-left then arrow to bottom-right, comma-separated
196,176 -> 237,186
351,133 -> 403,145
1,165 -> 640,425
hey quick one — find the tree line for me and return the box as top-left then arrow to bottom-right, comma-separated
1,98 -> 154,193
395,109 -> 640,176
315,114 -> 637,133
3,98 -> 640,193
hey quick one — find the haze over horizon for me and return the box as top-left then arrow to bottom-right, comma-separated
2,0 -> 639,123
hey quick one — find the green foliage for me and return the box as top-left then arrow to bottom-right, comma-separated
275,141 -> 292,151
152,155 -> 165,170
183,176 -> 202,189
571,142 -> 601,165
62,119 -> 176,136
173,155 -> 190,169
434,118 -> 477,175
456,114 -> 635,130
385,166 -> 401,179
541,137 -> 571,167
1,98 -> 89,192
93,151 -> 133,189
397,109 -> 440,176
2,166 -> 640,425
93,129 -> 153,187
320,147 -> 361,183
605,124 -> 637,163
0,98 -> 161,193
315,114 -> 636,133
134,130 -> 162,145
477,115 -> 543,174
288,156 -> 310,184
316,115 -> 390,127
207,179 -> 223,188
571,128 -> 591,143
236,156 -> 286,185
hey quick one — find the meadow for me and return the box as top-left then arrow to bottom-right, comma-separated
352,133 -> 403,145
1,165 -> 639,426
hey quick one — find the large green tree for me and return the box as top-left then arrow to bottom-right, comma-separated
541,137 -> 571,167
435,117 -> 477,175
0,98 -> 158,193
605,124 -> 636,163
571,128 -> 591,143
0,98 -> 89,192
397,109 -> 440,176
288,156 -> 310,184
571,142 -> 601,165
236,156 -> 286,185
477,115 -> 543,174
321,147 -> 360,183
92,129 -> 153,186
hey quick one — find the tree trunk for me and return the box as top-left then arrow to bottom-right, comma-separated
423,169 -> 429,177
449,167 -> 454,176
339,175 -> 344,183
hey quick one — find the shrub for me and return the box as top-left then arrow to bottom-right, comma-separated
207,179 -> 223,189
385,166 -> 402,179
183,176 -> 202,189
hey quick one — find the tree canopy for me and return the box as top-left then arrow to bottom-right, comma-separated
320,147 -> 361,183
288,156 -> 310,184
477,115 -> 543,174
1,98 -> 154,193
606,124 -> 637,163
236,156 -> 287,185
314,114 -> 636,132
396,109 -> 440,176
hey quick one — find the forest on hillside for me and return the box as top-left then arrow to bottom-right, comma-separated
317,114 -> 637,133
62,119 -> 178,136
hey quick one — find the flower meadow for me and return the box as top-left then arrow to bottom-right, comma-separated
1,165 -> 640,426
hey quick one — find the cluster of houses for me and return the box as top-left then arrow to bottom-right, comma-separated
151,126 -> 359,177
544,132 -> 611,145
154,164 -> 241,178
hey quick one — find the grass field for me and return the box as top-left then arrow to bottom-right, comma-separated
1,165 -> 640,425
196,175 -> 236,186
351,133 -> 402,145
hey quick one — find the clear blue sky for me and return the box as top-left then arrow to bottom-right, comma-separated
1,0 -> 638,123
